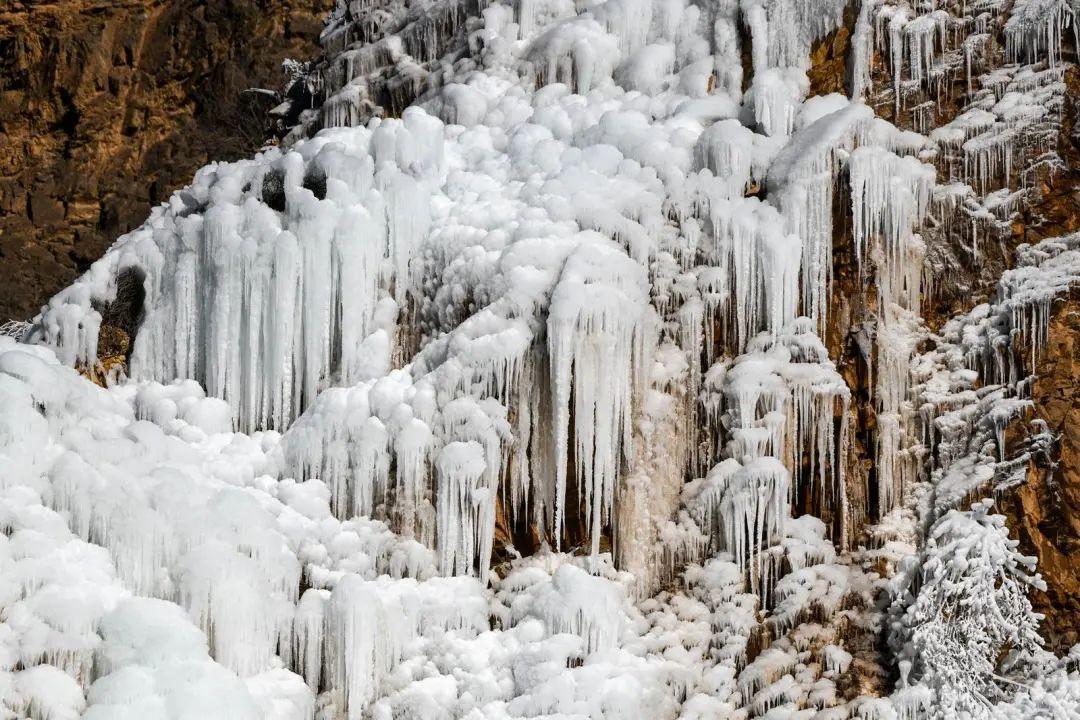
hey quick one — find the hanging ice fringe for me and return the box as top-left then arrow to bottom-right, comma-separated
8,0 -> 1080,717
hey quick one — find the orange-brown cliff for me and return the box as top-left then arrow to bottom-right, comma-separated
0,0 -> 335,321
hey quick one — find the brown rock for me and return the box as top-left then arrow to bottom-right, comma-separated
28,191 -> 64,226
1003,288 -> 1080,652
807,4 -> 857,97
0,0 -> 337,322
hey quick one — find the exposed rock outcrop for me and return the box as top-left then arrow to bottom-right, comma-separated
0,0 -> 335,321
1007,286 -> 1080,652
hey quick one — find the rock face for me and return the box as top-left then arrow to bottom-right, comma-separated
0,0 -> 336,322
991,64 -> 1080,655
826,7 -> 1080,657
1008,287 -> 1080,652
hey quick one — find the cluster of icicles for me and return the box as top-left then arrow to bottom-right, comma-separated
33,0 -> 940,627
17,0 -> 1080,716
879,0 -> 1070,197
682,319 -> 850,597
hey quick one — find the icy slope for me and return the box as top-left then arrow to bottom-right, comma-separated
4,0 -> 1080,718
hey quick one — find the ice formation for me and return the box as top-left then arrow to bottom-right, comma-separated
5,0 -> 1080,718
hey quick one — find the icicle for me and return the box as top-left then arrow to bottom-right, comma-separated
849,0 -> 876,101
517,564 -> 626,654
695,192 -> 802,353
769,101 -> 875,333
379,168 -> 432,307
394,417 -> 433,540
693,120 -> 755,198
751,69 -> 809,137
323,576 -> 401,720
294,589 -> 328,693
1005,0 -> 1076,67
548,238 -> 654,558
723,458 -> 790,595
178,545 -> 291,677
435,441 -> 494,580
848,146 -> 935,301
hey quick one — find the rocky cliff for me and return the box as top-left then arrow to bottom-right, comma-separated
1008,285 -> 1080,652
0,0 -> 335,322
1010,65 -> 1080,652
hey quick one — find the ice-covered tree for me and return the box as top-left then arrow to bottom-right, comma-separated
890,500 -> 1050,718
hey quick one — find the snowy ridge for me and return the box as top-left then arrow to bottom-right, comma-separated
4,0 -> 1080,718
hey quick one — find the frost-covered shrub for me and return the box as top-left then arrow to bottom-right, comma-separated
890,500 -> 1050,717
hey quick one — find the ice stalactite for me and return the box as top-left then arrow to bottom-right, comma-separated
751,68 -> 810,137
380,169 -> 431,309
528,18 -> 621,94
718,457 -> 790,596
849,0 -> 877,101
612,339 -> 695,594
178,546 -> 294,678
32,297 -> 100,370
693,120 -> 755,198
712,1 -> 745,101
293,589 -> 327,694
874,306 -> 924,517
775,320 -> 851,512
964,126 -> 1016,195
694,192 -> 802,355
734,329 -> 849,509
34,114 -> 444,434
740,0 -> 851,73
1005,0 -> 1078,67
323,576 -> 402,720
84,598 -> 271,720
594,0 -> 654,55
305,0 -> 478,131
678,300 -> 707,476
955,232 -> 1080,384
848,145 -> 935,306
282,367 -> 510,565
548,239 -> 655,557
435,441 -> 495,580
876,6 -> 952,115
767,100 -> 880,334
516,564 -> 627,655
688,321 -> 849,595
